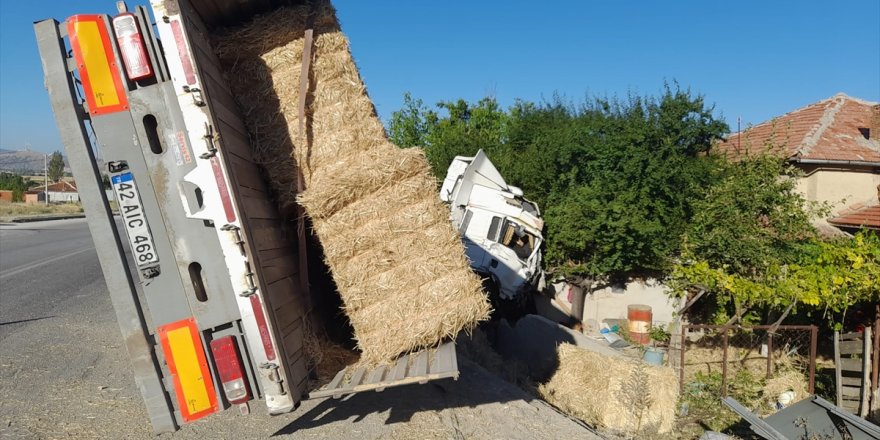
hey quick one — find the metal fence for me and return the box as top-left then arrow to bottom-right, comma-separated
677,325 -> 817,397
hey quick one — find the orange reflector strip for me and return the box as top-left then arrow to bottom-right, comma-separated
67,15 -> 128,115
157,318 -> 218,422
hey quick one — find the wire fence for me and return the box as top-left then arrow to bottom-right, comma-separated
676,325 -> 817,400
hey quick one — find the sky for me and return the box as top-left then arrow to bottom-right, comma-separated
1,0 -> 878,154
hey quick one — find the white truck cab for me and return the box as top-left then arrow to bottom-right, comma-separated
441,150 -> 544,300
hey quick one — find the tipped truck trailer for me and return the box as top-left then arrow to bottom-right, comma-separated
35,0 -> 459,433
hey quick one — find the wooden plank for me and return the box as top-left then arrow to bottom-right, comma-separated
840,357 -> 864,372
841,386 -> 863,398
241,194 -> 279,220
274,300 -> 303,334
289,356 -> 309,397
217,119 -> 255,162
229,155 -> 266,192
839,339 -> 864,355
261,261 -> 298,285
840,332 -> 864,340
264,276 -> 294,305
836,331 -> 843,406
249,219 -> 290,252
281,323 -> 303,362
202,83 -> 248,144
271,291 -> 304,323
841,376 -> 864,386
258,246 -> 295,262
860,327 -> 872,417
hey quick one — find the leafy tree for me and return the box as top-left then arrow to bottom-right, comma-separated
388,85 -> 728,276
0,172 -> 30,202
47,151 -> 65,183
686,154 -> 825,277
668,152 -> 877,327
544,90 -> 726,275
389,93 -> 430,149
672,231 -> 880,328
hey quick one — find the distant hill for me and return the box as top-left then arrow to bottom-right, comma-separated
0,148 -> 69,174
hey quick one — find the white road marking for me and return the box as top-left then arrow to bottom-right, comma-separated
0,246 -> 95,280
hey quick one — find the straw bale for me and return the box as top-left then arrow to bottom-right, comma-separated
762,369 -> 808,410
213,2 -> 490,364
539,344 -> 679,436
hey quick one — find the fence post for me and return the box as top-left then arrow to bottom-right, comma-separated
680,324 -> 687,393
722,326 -> 730,397
766,331 -> 774,378
809,325 -> 817,394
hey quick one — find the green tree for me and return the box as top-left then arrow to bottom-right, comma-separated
389,85 -> 728,276
544,88 -> 726,275
47,151 -> 65,183
388,92 -> 430,149
667,152 -> 876,326
672,231 -> 880,328
0,172 -> 30,202
686,154 -> 824,277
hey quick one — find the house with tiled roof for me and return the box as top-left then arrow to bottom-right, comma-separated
28,180 -> 80,203
714,93 -> 880,233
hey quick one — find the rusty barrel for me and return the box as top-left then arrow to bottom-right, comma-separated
627,304 -> 652,344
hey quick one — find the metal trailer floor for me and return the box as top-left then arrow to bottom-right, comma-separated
724,395 -> 880,440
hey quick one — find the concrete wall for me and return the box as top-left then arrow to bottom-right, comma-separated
796,169 -> 880,213
582,278 -> 680,331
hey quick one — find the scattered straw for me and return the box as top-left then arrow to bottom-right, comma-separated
762,369 -> 808,411
539,344 -> 679,436
213,1 -> 490,364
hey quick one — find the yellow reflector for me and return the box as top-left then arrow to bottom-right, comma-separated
67,15 -> 128,115
157,318 -> 218,422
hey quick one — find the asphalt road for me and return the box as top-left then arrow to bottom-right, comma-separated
0,218 -> 602,440
0,218 -> 99,341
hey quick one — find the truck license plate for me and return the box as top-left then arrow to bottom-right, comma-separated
112,172 -> 159,267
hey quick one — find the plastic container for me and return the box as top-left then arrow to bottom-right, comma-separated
627,304 -> 652,344
644,347 -> 665,366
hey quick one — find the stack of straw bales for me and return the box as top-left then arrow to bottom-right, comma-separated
213,1 -> 490,364
539,344 -> 679,436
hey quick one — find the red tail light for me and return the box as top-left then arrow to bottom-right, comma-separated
112,13 -> 153,81
209,336 -> 250,405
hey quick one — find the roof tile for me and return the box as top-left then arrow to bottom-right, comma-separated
715,94 -> 880,163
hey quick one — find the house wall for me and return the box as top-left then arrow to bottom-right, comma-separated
796,169 -> 880,213
0,190 -> 12,203
24,193 -> 44,204
582,279 -> 680,331
47,191 -> 79,203
537,279 -> 681,332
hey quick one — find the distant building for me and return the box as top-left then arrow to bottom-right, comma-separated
0,190 -> 12,203
33,180 -> 80,203
714,93 -> 880,233
24,192 -> 45,204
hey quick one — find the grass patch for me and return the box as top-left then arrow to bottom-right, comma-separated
0,202 -> 83,219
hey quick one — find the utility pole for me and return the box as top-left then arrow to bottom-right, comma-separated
44,153 -> 49,204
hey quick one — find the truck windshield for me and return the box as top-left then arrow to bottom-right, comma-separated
499,219 -> 536,260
